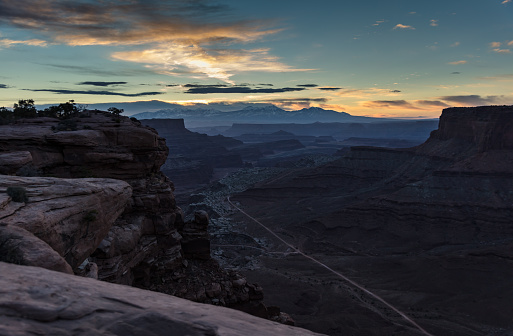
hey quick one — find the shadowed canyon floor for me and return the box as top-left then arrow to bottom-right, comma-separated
188,106 -> 513,336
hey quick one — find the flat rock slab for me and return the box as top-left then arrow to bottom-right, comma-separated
0,175 -> 132,269
0,262 -> 324,336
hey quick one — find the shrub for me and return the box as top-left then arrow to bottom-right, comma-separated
7,186 -> 28,203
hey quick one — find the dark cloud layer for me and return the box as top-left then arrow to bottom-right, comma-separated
318,87 -> 342,91
0,84 -> 8,89
78,81 -> 128,87
416,100 -> 450,107
439,95 -> 506,105
185,86 -> 306,94
25,89 -> 163,97
364,100 -> 419,109
296,84 -> 318,87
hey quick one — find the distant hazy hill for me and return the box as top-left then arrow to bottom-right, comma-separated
131,105 -> 402,127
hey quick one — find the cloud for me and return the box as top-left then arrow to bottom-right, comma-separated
478,74 -> 513,81
438,95 -> 508,105
448,60 -> 467,65
362,100 -> 420,110
372,20 -> 385,26
77,81 -> 128,87
183,84 -> 228,88
0,84 -> 9,88
490,42 -> 502,48
0,38 -> 47,47
0,0 -> 309,82
430,20 -> 438,27
184,85 -> 306,94
415,100 -> 450,107
112,46 -> 313,83
390,90 -> 401,93
25,89 -> 163,97
336,88 -> 400,98
393,24 -> 415,30
296,84 -> 318,87
502,0 -> 511,4
450,42 -> 460,47
40,63 -> 155,77
318,87 -> 342,91
492,48 -> 511,54
451,72 -> 461,75
508,40 -> 513,46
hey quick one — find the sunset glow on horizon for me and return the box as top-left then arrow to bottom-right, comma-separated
0,0 -> 512,118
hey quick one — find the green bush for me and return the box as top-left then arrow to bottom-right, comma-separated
7,186 -> 28,203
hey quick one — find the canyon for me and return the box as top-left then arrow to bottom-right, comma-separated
2,105 -> 513,335
0,110 -> 302,334
215,106 -> 513,335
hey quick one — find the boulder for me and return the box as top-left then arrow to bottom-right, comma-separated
0,224 -> 73,274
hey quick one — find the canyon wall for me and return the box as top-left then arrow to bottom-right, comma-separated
0,112 -> 271,316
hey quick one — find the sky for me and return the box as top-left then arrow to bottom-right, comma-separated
0,0 -> 512,118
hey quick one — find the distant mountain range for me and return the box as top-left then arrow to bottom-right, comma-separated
126,102 -> 412,127
36,100 -> 436,127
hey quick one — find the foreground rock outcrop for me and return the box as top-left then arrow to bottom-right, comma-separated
0,112 -> 273,318
0,175 -> 131,270
0,262 -> 321,336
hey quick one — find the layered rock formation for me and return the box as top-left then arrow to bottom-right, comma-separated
0,175 -> 131,271
0,262 -> 321,336
229,106 -> 513,335
235,106 -> 513,254
0,112 -> 279,320
141,119 -> 243,191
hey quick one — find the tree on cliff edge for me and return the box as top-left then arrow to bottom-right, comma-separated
13,99 -> 37,118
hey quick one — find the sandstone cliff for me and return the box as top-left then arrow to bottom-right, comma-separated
235,105 -> 513,254
141,119 -> 243,192
0,175 -> 131,272
0,111 -> 279,319
0,262 -> 321,336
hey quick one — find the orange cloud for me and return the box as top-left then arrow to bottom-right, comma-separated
112,45 -> 313,83
0,38 -> 47,47
492,48 -> 511,54
361,100 -> 420,110
393,24 -> 415,30
448,60 -> 467,65
0,0 -> 303,82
